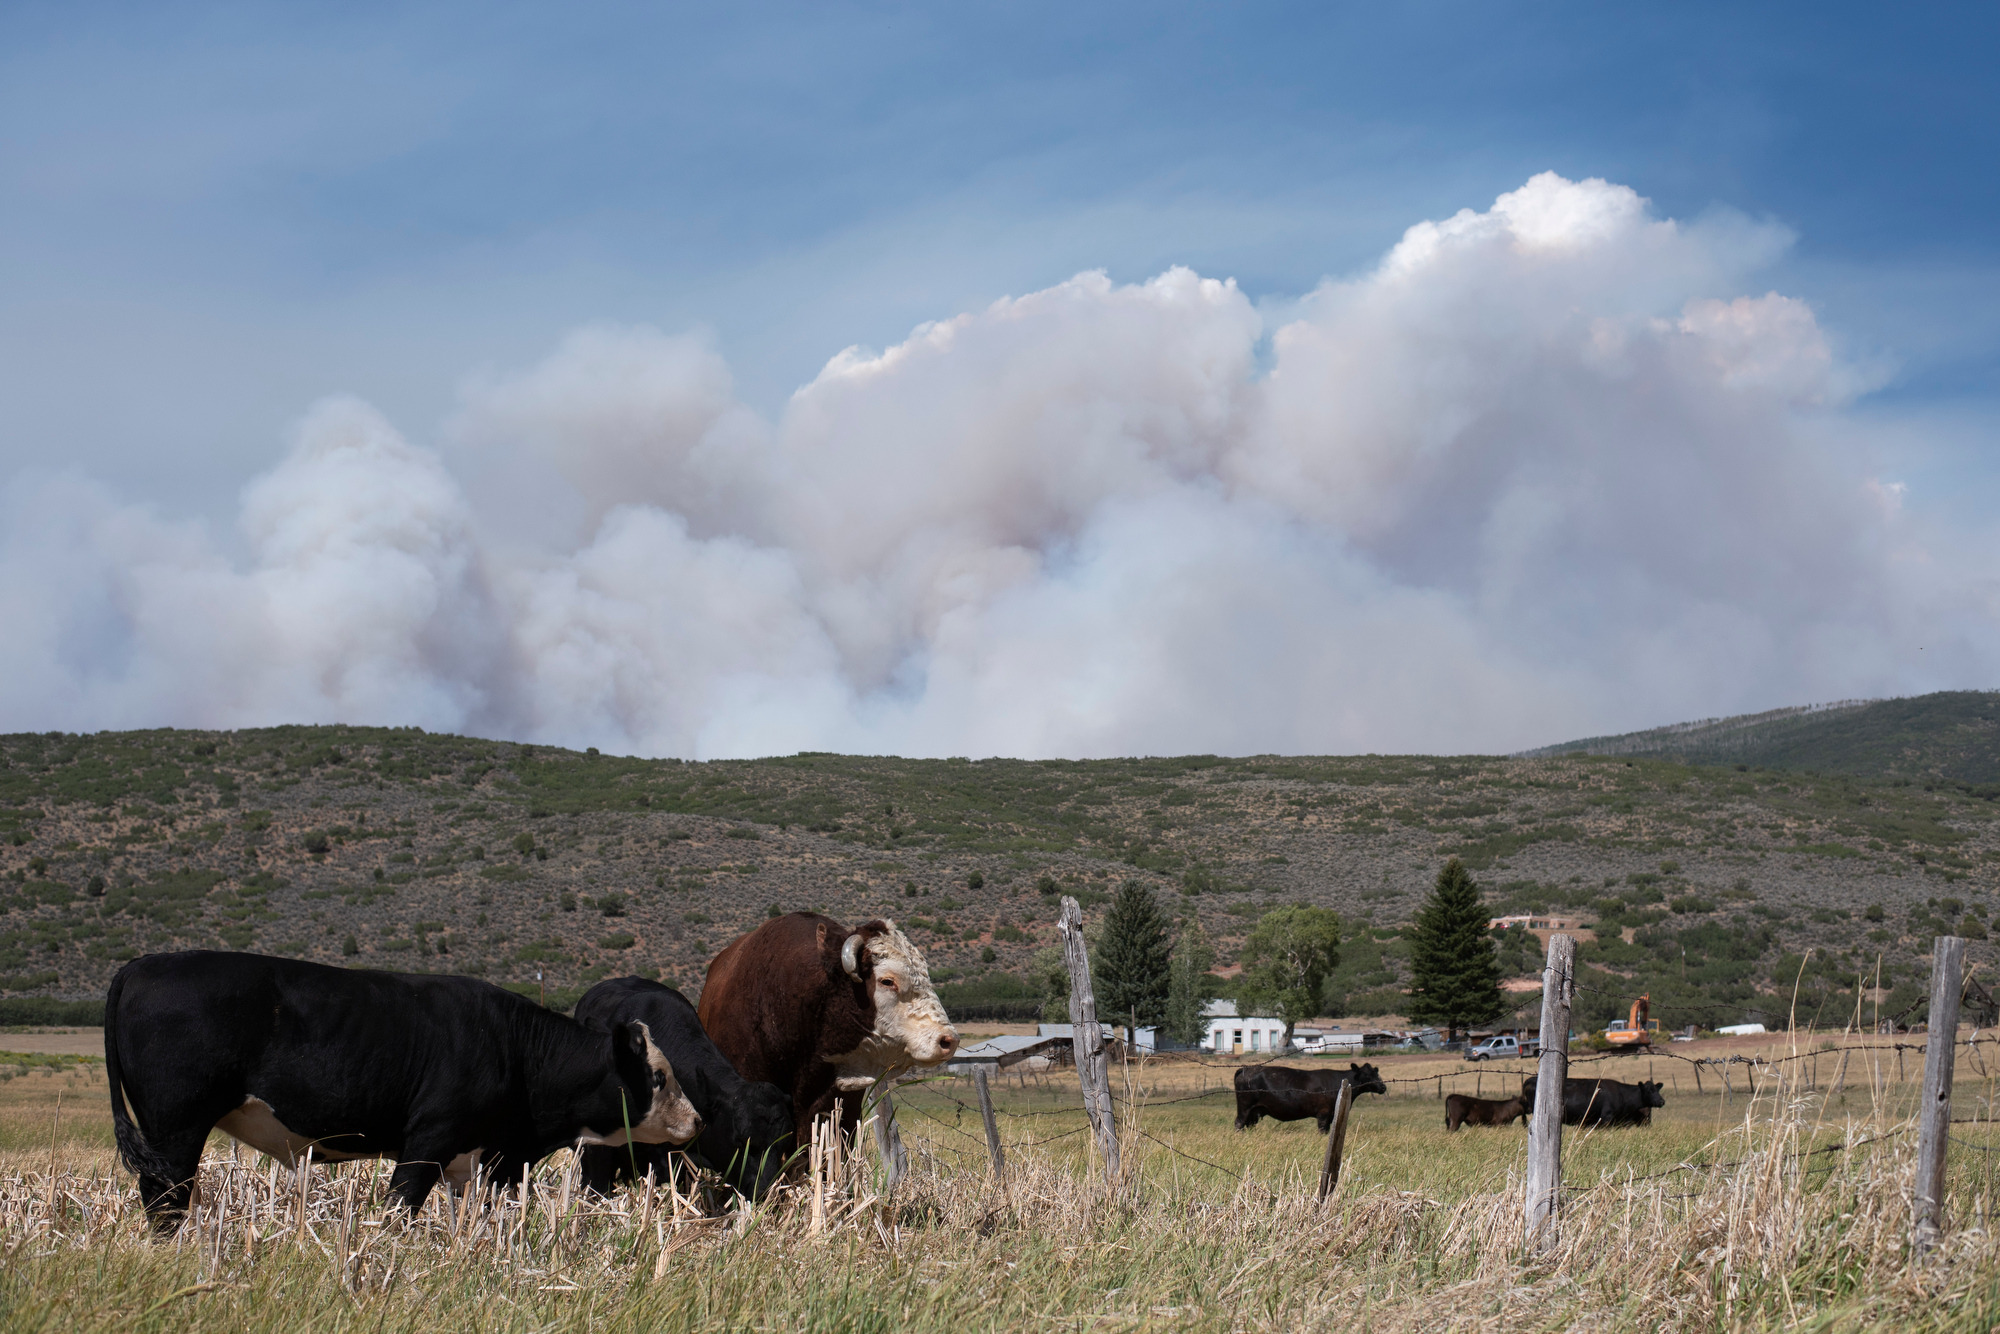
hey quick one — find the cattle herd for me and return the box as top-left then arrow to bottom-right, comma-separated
1230,1064 -> 1667,1134
102,911 -> 1664,1233
105,912 -> 957,1231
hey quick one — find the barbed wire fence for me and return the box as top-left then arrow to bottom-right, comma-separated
898,911 -> 2000,1213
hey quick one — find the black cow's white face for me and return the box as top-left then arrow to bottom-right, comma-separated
577,1022 -> 703,1148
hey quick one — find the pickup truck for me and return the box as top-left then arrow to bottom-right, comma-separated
1464,1034 -> 1539,1061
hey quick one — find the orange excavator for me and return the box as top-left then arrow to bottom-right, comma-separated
1604,995 -> 1661,1053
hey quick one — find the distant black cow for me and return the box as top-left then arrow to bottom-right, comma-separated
573,977 -> 796,1199
1521,1075 -> 1664,1127
1444,1093 -> 1528,1131
1233,1063 -> 1388,1132
105,952 -> 703,1230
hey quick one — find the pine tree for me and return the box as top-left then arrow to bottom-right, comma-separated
1407,857 -> 1504,1042
1163,917 -> 1216,1047
1238,905 -> 1343,1051
1094,879 -> 1174,1042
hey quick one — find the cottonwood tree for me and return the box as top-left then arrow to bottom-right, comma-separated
1163,917 -> 1216,1047
1407,857 -> 1503,1043
1238,905 -> 1343,1052
1095,879 -> 1174,1044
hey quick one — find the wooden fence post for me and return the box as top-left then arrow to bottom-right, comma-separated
1317,1078 -> 1354,1203
973,1067 -> 1007,1192
872,1084 -> 908,1189
1828,1042 -> 1852,1103
1059,895 -> 1120,1187
1916,936 -> 1966,1254
1524,933 -> 1574,1253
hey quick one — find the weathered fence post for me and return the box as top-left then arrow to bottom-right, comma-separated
1916,935 -> 1966,1254
1524,933 -> 1574,1252
1828,1040 -> 1852,1103
1317,1077 -> 1354,1203
1520,936 -> 1568,1256
1059,895 -> 1120,1187
871,1081 -> 909,1189
973,1066 -> 1007,1191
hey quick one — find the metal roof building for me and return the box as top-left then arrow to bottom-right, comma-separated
945,1034 -> 1062,1073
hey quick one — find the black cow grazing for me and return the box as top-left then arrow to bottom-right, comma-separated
1521,1075 -> 1665,1127
1233,1063 -> 1388,1132
105,952 -> 704,1230
573,977 -> 796,1200
1444,1093 -> 1528,1131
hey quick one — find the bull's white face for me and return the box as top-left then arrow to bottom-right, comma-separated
860,924 -> 957,1067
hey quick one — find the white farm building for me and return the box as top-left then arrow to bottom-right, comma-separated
1201,999 -> 1290,1054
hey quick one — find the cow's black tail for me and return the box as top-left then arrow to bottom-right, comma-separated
104,965 -> 175,1183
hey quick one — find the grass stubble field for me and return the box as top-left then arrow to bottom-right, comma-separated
6,1034 -> 2000,1331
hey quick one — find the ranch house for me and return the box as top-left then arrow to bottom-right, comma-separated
1486,913 -> 1588,940
1200,999 -> 1290,1054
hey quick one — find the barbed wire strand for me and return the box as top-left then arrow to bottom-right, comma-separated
896,1034 -> 2000,1132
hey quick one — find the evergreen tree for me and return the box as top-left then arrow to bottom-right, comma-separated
1238,905 -> 1343,1051
1094,879 -> 1174,1042
1407,858 -> 1504,1042
1163,917 -> 1216,1047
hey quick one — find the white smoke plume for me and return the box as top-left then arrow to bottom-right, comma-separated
2,173 -> 1990,756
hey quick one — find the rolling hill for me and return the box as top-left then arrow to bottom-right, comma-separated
1517,690 -> 2000,787
3,716 -> 1995,1034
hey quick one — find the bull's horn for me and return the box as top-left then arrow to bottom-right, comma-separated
841,933 -> 866,979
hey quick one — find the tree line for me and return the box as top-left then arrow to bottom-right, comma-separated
1032,857 -> 1508,1048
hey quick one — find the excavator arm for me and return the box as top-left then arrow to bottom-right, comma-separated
1606,995 -> 1654,1051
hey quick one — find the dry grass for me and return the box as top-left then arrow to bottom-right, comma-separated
6,1045 -> 2000,1331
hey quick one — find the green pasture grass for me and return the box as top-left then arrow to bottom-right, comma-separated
897,1051 -> 2000,1208
0,1060 -> 114,1156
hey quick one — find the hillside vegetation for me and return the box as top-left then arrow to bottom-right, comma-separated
3,720 -> 1997,1031
1520,690 -> 2000,787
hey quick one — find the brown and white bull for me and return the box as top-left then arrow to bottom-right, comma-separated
698,913 -> 957,1150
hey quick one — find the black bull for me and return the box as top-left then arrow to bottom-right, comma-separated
104,951 -> 701,1229
1521,1075 -> 1665,1127
1233,1063 -> 1388,1132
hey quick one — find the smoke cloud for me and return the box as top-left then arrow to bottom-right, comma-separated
3,173 -> 1990,756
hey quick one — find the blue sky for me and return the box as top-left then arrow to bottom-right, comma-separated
6,3 -> 1995,505
2,2 -> 1996,754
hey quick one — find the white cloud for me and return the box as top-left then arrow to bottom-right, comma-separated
1,173 -> 1991,756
